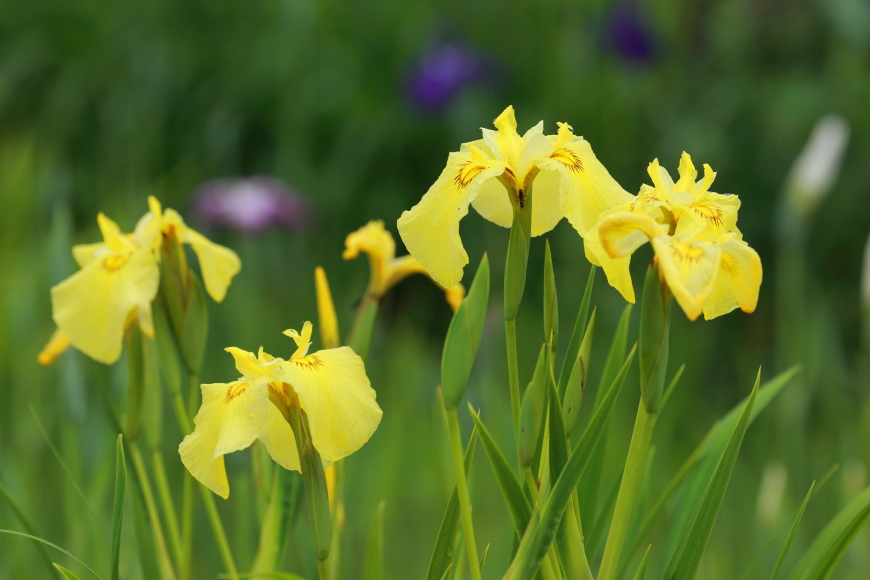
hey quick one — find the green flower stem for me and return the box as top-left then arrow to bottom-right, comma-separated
180,471 -> 194,580
317,559 -> 332,580
445,407 -> 482,580
128,441 -> 178,580
346,294 -> 379,361
169,373 -> 239,580
597,401 -> 657,580
506,317 -> 522,451
152,450 -> 184,573
329,461 -> 345,580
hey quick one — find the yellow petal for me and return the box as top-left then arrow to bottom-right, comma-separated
343,220 -> 397,295
696,163 -> 716,196
51,244 -> 160,364
702,235 -> 762,320
598,211 -> 664,259
284,321 -> 314,359
469,176 -> 513,229
137,302 -> 155,339
225,346 -> 272,381
258,401 -> 301,472
383,255 -> 428,291
584,225 -> 635,303
72,242 -> 108,268
182,226 -> 241,303
536,131 -> 633,236
179,379 -> 270,498
281,346 -> 382,462
526,165 -> 566,236
443,283 -> 465,312
38,328 -> 71,366
315,267 -> 341,349
673,152 -> 698,194
492,106 -> 525,169
397,150 -> 503,287
651,236 -> 722,321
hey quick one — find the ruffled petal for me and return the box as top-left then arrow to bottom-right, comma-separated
702,235 -> 762,320
258,402 -> 301,472
598,211 -> 664,258
585,225 -> 636,303
281,346 -> 382,462
397,150 -> 503,287
182,226 -> 241,303
673,152 -> 698,194
536,128 -> 632,236
226,346 -> 271,381
469,176 -> 513,228
651,237 -> 722,321
72,242 -> 108,267
51,244 -> 160,364
179,378 -> 270,498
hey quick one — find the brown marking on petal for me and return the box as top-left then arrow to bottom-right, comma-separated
670,242 -> 706,264
291,355 -> 324,369
551,148 -> 584,173
454,162 -> 487,189
225,382 -> 248,402
102,254 -> 129,271
693,204 -> 725,227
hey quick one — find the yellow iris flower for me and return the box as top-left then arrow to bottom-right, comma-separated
586,153 -> 761,320
343,220 -> 465,311
179,322 -> 382,499
397,106 -> 631,287
41,196 -> 241,365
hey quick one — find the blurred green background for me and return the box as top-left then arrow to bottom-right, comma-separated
2,0 -> 870,578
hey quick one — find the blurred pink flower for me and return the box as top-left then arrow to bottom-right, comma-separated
193,176 -> 312,233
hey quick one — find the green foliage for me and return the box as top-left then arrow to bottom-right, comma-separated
110,435 -> 126,580
362,501 -> 386,580
441,254 -> 490,408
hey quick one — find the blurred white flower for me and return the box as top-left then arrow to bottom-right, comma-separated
786,115 -> 850,215
193,176 -> 311,233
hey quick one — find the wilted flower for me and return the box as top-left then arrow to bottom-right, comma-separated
398,106 -> 631,287
406,41 -> 490,113
179,322 -> 382,499
193,176 -> 312,233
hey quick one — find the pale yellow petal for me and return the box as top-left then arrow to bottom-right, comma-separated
492,106 -> 525,169
469,176 -> 513,228
702,235 -> 762,320
342,220 -> 395,264
584,226 -> 635,303
72,242 -> 108,268
598,211 -> 664,258
258,402 -> 301,472
673,152 -> 698,194
179,379 -> 270,498
397,150 -> 503,287
137,301 -> 155,339
383,255 -> 428,292
226,346 -> 270,381
281,346 -> 382,462
51,245 -> 159,364
182,226 -> 241,302
536,133 -> 633,236
38,328 -> 71,366
651,237 -> 722,321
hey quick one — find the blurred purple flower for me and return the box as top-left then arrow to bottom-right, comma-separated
193,177 -> 311,234
606,5 -> 655,64
406,41 -> 491,113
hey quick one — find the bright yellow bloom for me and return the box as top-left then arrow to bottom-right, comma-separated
397,105 -> 631,287
585,151 -> 755,312
43,196 -> 241,365
597,211 -> 762,321
179,322 -> 382,499
315,266 -> 341,349
343,220 -> 465,311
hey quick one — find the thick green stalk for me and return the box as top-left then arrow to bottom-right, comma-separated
128,441 -> 177,580
317,559 -> 332,580
506,318 -> 522,449
346,294 -> 379,361
152,450 -> 184,573
446,407 -> 482,580
597,401 -> 657,580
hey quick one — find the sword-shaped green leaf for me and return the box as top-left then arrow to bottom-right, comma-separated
557,266 -> 596,397
110,435 -> 127,580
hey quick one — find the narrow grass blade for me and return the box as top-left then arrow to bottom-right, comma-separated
0,530 -> 103,580
659,365 -> 800,575
468,405 -> 531,535
218,574 -> 306,580
54,563 -> 84,580
362,501 -> 386,580
507,344 -> 636,580
577,304 -> 632,524
632,545 -> 652,580
668,370 -> 760,580
0,479 -> 56,575
479,543 -> 490,574
111,434 -> 127,580
543,239 -> 559,356
659,364 -> 686,413
558,266 -> 595,397
426,426 -> 478,580
586,473 -> 622,560
789,484 -> 870,580
769,482 -> 814,580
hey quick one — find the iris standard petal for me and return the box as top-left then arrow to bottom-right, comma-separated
397,150 -> 503,287
179,379 -> 270,499
72,242 -> 108,267
182,227 -> 241,303
226,346 -> 270,381
281,346 -> 382,462
536,133 -> 633,236
51,244 -> 160,364
702,235 -> 762,320
651,237 -> 722,321
673,152 -> 698,193
492,106 -> 525,169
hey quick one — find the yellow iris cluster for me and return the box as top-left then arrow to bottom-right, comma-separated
398,106 -> 762,321
40,196 -> 241,365
179,322 -> 382,498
